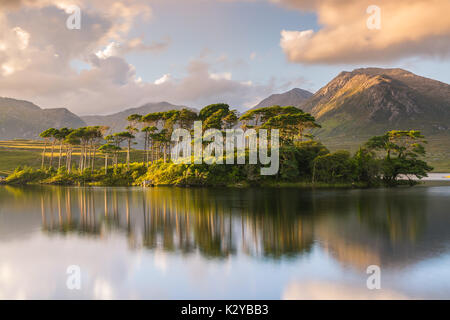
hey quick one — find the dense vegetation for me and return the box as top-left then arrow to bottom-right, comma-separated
3,104 -> 433,187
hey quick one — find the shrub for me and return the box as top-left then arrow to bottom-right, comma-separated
6,166 -> 50,184
313,151 -> 354,183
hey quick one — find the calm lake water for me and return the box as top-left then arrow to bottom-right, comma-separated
0,184 -> 449,299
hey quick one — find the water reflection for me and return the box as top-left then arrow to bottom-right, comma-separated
36,187 -> 316,259
0,185 -> 449,299
31,186 -> 440,265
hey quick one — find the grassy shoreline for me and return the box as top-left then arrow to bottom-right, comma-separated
0,166 -> 425,189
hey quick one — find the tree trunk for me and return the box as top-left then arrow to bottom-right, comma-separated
91,146 -> 96,173
65,147 -> 69,169
86,145 -> 90,170
312,160 -> 316,184
104,154 -> 108,174
84,143 -> 88,170
49,141 -> 55,168
58,141 -> 63,170
79,145 -> 83,171
67,149 -> 72,173
144,132 -> 148,166
88,142 -> 92,169
150,143 -> 154,163
127,140 -> 131,170
163,143 -> 168,163
41,141 -> 47,169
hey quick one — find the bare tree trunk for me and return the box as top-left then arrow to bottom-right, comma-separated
127,139 -> 131,170
68,149 -> 72,173
86,144 -> 92,168
163,143 -> 167,163
104,154 -> 108,174
41,141 -> 47,169
84,143 -> 88,171
312,160 -> 316,184
65,146 -> 70,170
49,141 -> 55,168
144,132 -> 148,166
65,147 -> 69,169
91,146 -> 96,173
58,141 -> 63,170
150,143 -> 154,163
147,141 -> 152,165
79,145 -> 83,171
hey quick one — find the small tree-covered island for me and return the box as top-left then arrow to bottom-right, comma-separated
4,103 -> 433,187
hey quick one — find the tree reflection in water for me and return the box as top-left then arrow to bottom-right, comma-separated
30,185 -> 433,266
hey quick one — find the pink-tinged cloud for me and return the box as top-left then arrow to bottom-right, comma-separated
278,0 -> 450,63
0,0 -> 276,114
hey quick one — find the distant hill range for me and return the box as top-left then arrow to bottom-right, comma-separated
81,101 -> 190,134
0,97 -> 85,140
0,100 -> 190,139
252,88 -> 313,109
300,68 -> 450,138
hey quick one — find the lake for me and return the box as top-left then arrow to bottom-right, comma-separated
0,184 -> 449,299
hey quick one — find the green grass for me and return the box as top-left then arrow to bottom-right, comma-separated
0,140 -> 146,176
0,140 -> 43,175
0,149 -> 41,176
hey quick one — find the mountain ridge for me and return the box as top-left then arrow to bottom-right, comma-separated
0,97 -> 86,140
81,101 -> 192,134
300,67 -> 450,137
251,88 -> 313,110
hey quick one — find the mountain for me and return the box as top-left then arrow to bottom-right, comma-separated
0,97 -> 86,140
81,101 -> 191,133
0,99 -> 192,140
299,68 -> 450,170
301,68 -> 450,138
252,88 -> 313,109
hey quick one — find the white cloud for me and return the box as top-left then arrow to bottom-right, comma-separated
283,281 -> 408,300
154,74 -> 171,85
209,72 -> 232,81
1,64 -> 15,76
95,42 -> 120,60
12,27 -> 29,50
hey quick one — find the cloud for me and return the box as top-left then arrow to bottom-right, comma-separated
130,58 -> 274,112
209,72 -> 232,81
282,280 -> 409,300
0,50 -> 274,114
95,39 -> 169,59
154,73 -> 171,85
278,0 -> 450,63
0,1 -> 277,114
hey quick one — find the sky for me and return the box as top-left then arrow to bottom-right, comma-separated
0,0 -> 449,115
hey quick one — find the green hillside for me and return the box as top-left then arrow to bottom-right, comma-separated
299,68 -> 450,171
